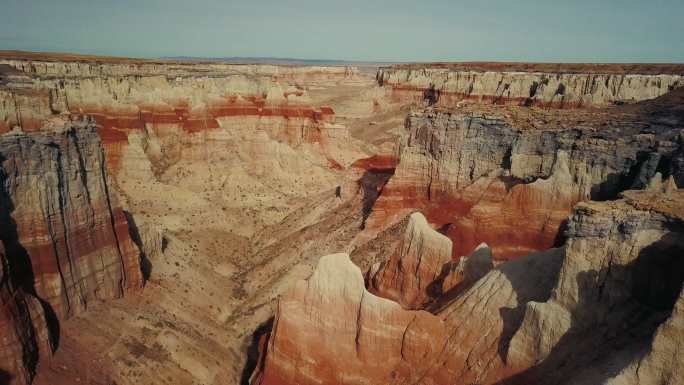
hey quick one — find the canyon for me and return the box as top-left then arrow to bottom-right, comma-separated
0,51 -> 683,385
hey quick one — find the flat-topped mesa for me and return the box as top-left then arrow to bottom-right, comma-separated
366,109 -> 684,260
377,63 -> 684,108
368,212 -> 453,309
0,58 -> 357,175
0,120 -> 143,351
251,253 -> 446,385
0,53 -> 360,82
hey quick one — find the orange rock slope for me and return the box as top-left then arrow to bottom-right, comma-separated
256,186 -> 684,385
251,253 -> 446,385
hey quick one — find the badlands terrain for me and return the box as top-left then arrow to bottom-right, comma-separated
0,51 -> 683,385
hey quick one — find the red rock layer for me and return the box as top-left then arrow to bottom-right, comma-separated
0,124 -> 142,321
77,100 -> 336,172
252,253 -> 446,385
0,244 -> 52,385
365,109 -> 676,261
367,212 -> 453,309
371,164 -> 577,261
350,154 -> 398,172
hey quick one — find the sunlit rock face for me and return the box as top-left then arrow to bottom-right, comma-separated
0,60 -> 358,175
0,122 -> 143,384
255,187 -> 684,385
377,64 -> 684,108
366,109 -> 684,260
367,212 -> 453,309
251,253 -> 446,385
0,123 -> 143,317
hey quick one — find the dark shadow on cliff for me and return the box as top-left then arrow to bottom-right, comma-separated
423,84 -> 440,106
123,211 -> 152,282
0,369 -> 13,385
495,248 -> 565,365
0,154 -> 60,358
240,316 -> 274,385
495,231 -> 684,385
359,168 -> 394,229
425,247 -> 496,314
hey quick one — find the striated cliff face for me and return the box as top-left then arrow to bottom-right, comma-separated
377,65 -> 684,108
366,108 -> 684,259
0,243 -> 52,385
251,253 -> 446,385
0,57 -> 369,240
0,60 -> 354,174
256,187 -> 684,385
3,52 -> 683,385
0,57 -> 359,82
367,212 -> 453,309
0,121 -> 142,384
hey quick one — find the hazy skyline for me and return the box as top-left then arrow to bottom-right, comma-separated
2,0 -> 683,62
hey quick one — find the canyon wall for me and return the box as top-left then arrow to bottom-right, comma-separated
0,60 -> 355,173
0,243 -> 52,385
0,57 -> 358,82
377,65 -> 684,108
1,57 -> 368,238
256,187 -> 684,385
0,121 -> 143,384
366,109 -> 684,260
251,253 -> 446,385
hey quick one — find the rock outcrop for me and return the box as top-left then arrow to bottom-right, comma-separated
499,188 -> 684,384
0,57 -> 363,179
377,64 -> 684,108
368,212 -> 452,309
0,121 -> 143,383
251,253 -> 446,385
255,188 -> 684,385
0,243 -> 52,385
367,109 -> 684,259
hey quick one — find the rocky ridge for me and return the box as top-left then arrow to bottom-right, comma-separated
251,253 -> 445,385
377,65 -> 684,108
257,186 -> 684,385
366,105 -> 684,259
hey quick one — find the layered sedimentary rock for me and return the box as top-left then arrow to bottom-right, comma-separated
0,121 -> 143,317
367,109 -> 684,259
367,212 -> 453,309
437,242 -> 494,300
252,253 -> 446,385
257,187 -> 684,385
377,64 -> 684,108
0,121 -> 143,384
0,57 -> 363,185
500,187 -> 684,384
0,55 -> 358,83
419,187 -> 684,385
0,244 -> 52,385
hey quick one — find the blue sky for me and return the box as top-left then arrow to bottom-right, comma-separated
1,0 -> 683,62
